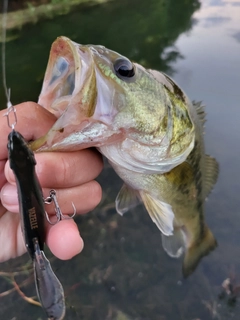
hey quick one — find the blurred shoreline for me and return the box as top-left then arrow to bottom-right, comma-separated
0,0 -> 111,33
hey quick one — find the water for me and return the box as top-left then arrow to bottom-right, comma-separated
0,0 -> 240,319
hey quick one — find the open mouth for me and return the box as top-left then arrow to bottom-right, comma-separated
38,36 -> 93,117
49,56 -> 75,97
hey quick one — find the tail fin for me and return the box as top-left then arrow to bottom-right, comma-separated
182,226 -> 217,278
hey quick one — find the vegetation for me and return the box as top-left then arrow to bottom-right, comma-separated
0,0 -> 112,31
1,0 -> 82,12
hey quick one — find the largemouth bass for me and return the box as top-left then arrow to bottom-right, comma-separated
30,36 -> 218,277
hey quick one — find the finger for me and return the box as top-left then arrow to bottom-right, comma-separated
0,202 -> 8,218
1,183 -> 20,213
43,181 -> 102,216
0,160 -> 7,190
1,180 -> 102,215
0,211 -> 26,262
45,219 -> 84,260
0,210 -> 84,262
5,149 -> 103,188
0,102 -> 56,160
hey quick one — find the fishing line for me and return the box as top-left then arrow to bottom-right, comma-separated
1,0 -> 12,106
1,0 -> 17,129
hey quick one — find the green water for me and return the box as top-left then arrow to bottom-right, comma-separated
1,0 -> 240,319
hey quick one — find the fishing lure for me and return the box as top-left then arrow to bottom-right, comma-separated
2,2 -> 76,318
7,128 -> 66,320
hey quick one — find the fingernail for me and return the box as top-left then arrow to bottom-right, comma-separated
5,162 -> 16,183
1,184 -> 19,211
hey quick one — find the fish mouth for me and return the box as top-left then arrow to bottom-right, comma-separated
29,37 -> 100,151
38,36 -> 96,119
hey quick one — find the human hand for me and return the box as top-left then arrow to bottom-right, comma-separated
0,102 -> 103,262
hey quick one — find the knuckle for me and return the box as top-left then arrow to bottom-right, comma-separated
52,155 -> 71,187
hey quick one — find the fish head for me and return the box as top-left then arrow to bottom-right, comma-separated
31,36 -> 195,174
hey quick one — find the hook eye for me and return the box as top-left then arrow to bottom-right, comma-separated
3,101 -> 17,130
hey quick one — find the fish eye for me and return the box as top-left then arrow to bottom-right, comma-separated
113,58 -> 135,80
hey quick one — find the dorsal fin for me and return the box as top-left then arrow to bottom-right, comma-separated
203,155 -> 219,198
192,100 -> 206,126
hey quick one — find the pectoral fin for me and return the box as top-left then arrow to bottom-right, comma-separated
139,191 -> 174,236
115,184 -> 140,216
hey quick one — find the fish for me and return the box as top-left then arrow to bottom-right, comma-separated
29,36 -> 218,277
8,130 -> 65,320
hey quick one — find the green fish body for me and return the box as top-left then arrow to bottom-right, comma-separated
30,36 -> 218,276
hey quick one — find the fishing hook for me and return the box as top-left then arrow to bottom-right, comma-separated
44,189 -> 76,225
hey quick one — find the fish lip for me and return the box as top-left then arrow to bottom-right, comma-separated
38,36 -> 94,117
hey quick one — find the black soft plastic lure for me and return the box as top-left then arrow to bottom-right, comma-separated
7,130 -> 65,320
